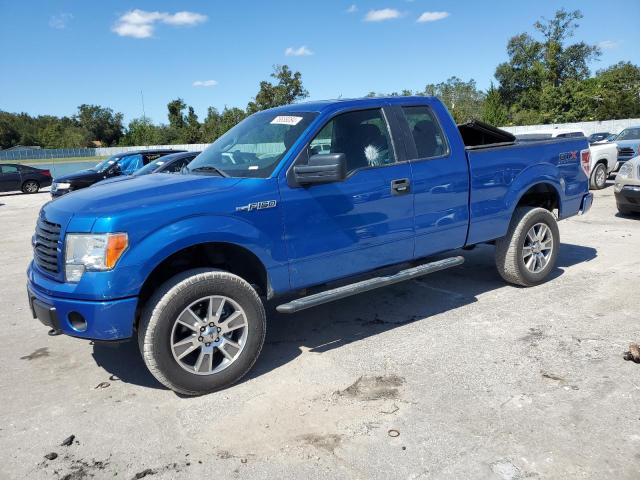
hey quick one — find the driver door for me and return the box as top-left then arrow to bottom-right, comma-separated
278,107 -> 415,290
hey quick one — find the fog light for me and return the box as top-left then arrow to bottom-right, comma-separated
68,311 -> 87,332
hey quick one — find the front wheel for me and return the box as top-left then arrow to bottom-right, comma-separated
495,207 -> 559,287
589,163 -> 607,190
22,180 -> 40,194
138,269 -> 266,395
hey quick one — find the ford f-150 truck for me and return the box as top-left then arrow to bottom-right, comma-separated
27,97 -> 593,395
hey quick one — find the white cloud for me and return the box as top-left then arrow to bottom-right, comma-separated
364,8 -> 401,22
346,4 -> 358,13
193,80 -> 218,87
49,13 -> 73,29
598,40 -> 619,50
417,11 -> 450,23
112,9 -> 207,38
285,46 -> 314,56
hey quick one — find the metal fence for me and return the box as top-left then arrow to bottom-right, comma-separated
500,118 -> 640,137
0,144 -> 209,161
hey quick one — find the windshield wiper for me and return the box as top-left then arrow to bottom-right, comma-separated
188,166 -> 228,177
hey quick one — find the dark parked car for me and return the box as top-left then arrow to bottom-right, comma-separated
0,164 -> 52,194
134,151 -> 200,176
94,152 -> 201,187
588,132 -> 612,144
51,149 -> 185,197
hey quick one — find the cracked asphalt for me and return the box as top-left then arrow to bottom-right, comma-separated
0,183 -> 638,479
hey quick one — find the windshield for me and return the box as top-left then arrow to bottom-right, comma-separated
187,111 -> 318,178
134,157 -> 166,176
616,128 -> 640,141
92,154 -> 121,172
92,153 -> 144,174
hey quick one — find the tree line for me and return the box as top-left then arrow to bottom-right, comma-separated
1,9 -> 639,150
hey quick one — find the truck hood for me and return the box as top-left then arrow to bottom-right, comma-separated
46,173 -> 242,217
615,139 -> 640,148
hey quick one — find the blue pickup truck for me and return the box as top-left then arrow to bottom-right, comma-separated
27,97 -> 593,395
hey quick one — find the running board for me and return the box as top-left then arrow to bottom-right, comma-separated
276,256 -> 464,314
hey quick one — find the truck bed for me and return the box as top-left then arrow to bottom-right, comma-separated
464,136 -> 589,245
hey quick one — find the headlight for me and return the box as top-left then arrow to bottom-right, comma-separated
618,162 -> 634,180
64,233 -> 128,282
54,182 -> 71,189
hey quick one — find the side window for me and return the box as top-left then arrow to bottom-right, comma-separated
1,165 -> 19,174
309,108 -> 395,173
167,158 -> 189,173
119,154 -> 144,174
402,106 -> 448,159
144,153 -> 162,164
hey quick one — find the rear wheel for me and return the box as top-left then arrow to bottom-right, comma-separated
138,269 -> 266,395
22,180 -> 40,194
495,207 -> 559,287
589,163 -> 607,190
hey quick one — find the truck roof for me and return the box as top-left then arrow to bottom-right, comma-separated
266,96 -> 436,114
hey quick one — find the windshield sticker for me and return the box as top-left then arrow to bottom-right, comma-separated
271,115 -> 303,126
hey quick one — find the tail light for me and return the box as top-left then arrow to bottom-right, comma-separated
41,169 -> 51,177
580,149 -> 590,177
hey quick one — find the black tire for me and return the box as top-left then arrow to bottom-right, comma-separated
495,207 -> 560,287
589,163 -> 607,190
22,180 -> 40,194
138,268 -> 266,395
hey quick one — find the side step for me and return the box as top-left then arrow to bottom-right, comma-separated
276,256 -> 464,314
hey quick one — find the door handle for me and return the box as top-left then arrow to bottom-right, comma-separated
391,178 -> 410,195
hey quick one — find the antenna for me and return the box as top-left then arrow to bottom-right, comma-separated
140,90 -> 146,120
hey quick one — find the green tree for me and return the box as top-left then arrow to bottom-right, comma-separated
495,9 -> 601,124
246,65 -> 309,114
0,117 -> 20,149
167,99 -> 187,130
124,117 -> 163,146
592,62 -> 640,120
76,104 -> 124,146
220,107 -> 247,134
423,77 -> 485,123
41,123 -> 89,148
182,106 -> 203,143
482,84 -> 509,126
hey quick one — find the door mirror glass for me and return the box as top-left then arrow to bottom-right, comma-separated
294,153 -> 346,184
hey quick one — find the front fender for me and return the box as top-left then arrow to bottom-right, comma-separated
118,214 -> 289,296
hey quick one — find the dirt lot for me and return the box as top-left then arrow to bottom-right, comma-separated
0,185 -> 638,479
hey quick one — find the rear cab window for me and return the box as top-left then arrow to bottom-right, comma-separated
401,106 -> 449,160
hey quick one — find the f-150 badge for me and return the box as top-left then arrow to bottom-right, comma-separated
236,200 -> 277,212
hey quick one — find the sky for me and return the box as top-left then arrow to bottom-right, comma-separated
1,0 -> 639,124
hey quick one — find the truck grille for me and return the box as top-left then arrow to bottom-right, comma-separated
618,147 -> 635,157
34,217 -> 61,273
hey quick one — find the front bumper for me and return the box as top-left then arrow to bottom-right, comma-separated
614,184 -> 640,212
27,275 -> 138,341
50,187 -> 70,198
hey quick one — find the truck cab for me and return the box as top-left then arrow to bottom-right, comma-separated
27,97 -> 592,395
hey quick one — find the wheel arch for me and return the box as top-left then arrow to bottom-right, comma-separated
137,241 -> 272,315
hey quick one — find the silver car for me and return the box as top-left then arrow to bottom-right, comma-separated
614,155 -> 640,215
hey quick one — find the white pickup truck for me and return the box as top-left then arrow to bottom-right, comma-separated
515,129 -> 618,190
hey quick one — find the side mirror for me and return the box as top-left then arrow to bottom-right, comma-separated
294,153 -> 346,185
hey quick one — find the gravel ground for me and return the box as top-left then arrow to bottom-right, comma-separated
0,184 -> 638,479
